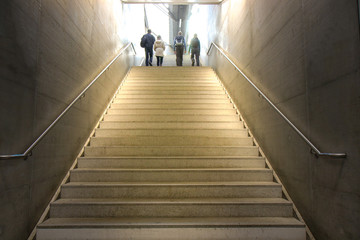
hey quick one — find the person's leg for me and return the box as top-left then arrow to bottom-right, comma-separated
160,57 -> 163,66
145,49 -> 149,66
176,47 -> 181,66
191,51 -> 195,66
156,56 -> 160,66
179,45 -> 183,66
195,50 -> 200,66
149,48 -> 153,66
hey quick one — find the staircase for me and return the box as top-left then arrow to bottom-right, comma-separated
37,67 -> 306,240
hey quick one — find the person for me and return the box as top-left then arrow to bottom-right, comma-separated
153,35 -> 165,66
189,33 -> 201,66
141,29 -> 155,66
173,31 -> 186,66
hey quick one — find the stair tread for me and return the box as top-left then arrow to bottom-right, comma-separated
100,121 -> 241,123
114,95 -> 229,99
107,113 -> 240,115
79,156 -> 263,160
96,127 -> 246,130
39,217 -> 304,228
64,181 -> 281,187
72,168 -> 270,171
123,84 -> 221,86
107,111 -> 237,115
85,146 -> 257,148
53,198 -> 291,205
99,122 -> 243,128
91,136 -> 249,139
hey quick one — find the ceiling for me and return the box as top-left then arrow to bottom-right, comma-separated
121,0 -> 223,4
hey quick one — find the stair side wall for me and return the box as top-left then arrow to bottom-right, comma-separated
0,1 -> 138,240
205,1 -> 360,240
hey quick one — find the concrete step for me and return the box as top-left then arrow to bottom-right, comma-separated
126,78 -> 218,82
129,72 -> 215,76
106,109 -> 237,115
103,114 -> 239,122
95,129 -> 249,138
77,156 -> 266,169
128,71 -> 215,74
127,76 -> 218,79
128,72 -> 216,77
130,70 -> 215,73
119,90 -> 226,95
128,71 -> 215,75
49,198 -> 293,218
120,86 -> 223,91
127,73 -> 216,77
98,122 -> 243,130
115,94 -> 229,99
109,103 -> 234,110
70,168 -> 272,182
37,217 -> 305,240
38,216 -> 305,228
123,82 -> 221,86
125,72 -> 216,76
61,182 -> 282,199
89,136 -> 253,147
84,146 -> 259,157
113,98 -> 231,104
126,72 -> 217,79
131,66 -> 213,70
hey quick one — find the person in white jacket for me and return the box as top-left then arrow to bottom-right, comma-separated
153,35 -> 166,66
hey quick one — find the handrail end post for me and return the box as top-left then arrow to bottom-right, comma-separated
207,42 -> 214,56
310,149 -> 347,159
0,153 -> 28,161
310,149 -> 319,158
24,151 -> 33,161
130,42 -> 137,55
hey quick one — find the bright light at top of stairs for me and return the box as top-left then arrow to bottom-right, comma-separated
121,0 -> 223,4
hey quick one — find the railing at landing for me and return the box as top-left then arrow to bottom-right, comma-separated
207,42 -> 346,158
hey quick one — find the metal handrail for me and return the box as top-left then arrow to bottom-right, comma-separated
0,42 -> 137,160
207,42 -> 346,158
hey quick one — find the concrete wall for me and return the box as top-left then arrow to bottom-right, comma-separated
206,0 -> 360,239
169,5 -> 191,48
0,1 -> 136,239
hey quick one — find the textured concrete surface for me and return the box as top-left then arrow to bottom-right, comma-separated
0,1 -> 137,239
205,1 -> 360,239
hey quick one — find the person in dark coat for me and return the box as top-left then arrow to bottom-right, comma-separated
189,34 -> 201,66
173,31 -> 186,66
142,29 -> 156,66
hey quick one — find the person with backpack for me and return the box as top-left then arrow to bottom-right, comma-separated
173,31 -> 186,66
153,35 -> 166,66
141,29 -> 156,66
189,33 -> 201,66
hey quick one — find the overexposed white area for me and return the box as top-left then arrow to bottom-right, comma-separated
122,4 -> 145,52
122,0 -> 222,3
121,4 -> 170,55
145,4 -> 170,45
187,5 -> 210,51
